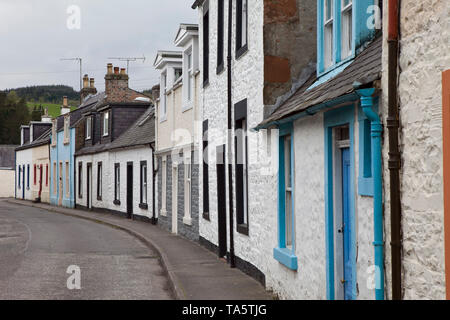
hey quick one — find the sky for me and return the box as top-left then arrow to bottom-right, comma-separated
0,0 -> 197,92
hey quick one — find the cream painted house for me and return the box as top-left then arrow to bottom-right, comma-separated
154,24 -> 201,242
0,145 -> 17,198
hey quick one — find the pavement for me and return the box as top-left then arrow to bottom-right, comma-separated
0,199 -> 173,300
5,198 -> 274,300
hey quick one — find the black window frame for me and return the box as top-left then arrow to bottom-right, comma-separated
78,162 -> 83,198
217,0 -> 225,74
139,160 -> 148,209
114,163 -> 121,205
202,119 -> 210,220
202,1 -> 210,87
234,99 -> 249,235
236,0 -> 249,59
97,162 -> 102,201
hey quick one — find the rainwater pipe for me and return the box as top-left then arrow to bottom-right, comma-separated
356,87 -> 385,300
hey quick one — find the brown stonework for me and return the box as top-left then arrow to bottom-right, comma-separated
264,55 -> 291,83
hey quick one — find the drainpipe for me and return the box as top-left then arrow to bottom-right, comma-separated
227,0 -> 235,268
356,87 -> 385,300
388,0 -> 402,300
150,143 -> 158,225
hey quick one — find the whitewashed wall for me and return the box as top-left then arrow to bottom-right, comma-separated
0,170 -> 15,198
15,148 -> 32,201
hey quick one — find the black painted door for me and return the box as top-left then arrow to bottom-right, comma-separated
127,162 -> 133,219
216,145 -> 227,258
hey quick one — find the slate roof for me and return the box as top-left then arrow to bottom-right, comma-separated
75,106 -> 155,156
15,128 -> 51,151
256,36 -> 382,129
70,92 -> 106,128
0,145 -> 18,168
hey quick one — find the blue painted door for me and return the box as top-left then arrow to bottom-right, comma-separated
22,165 -> 25,199
341,147 -> 353,300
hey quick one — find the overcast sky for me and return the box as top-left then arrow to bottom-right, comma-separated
0,0 -> 197,91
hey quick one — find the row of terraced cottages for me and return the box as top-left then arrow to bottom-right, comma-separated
14,0 -> 450,300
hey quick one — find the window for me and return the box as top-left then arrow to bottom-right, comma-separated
97,162 -> 102,200
34,164 -> 37,185
236,0 -> 248,58
202,120 -> 210,219
324,0 -> 334,69
46,164 -> 48,186
217,0 -> 224,73
184,159 -> 192,225
86,116 -> 92,140
140,161 -> 148,209
114,163 -> 120,204
161,158 -> 167,215
187,50 -> 193,102
161,72 -> 167,120
234,99 -> 248,235
341,0 -> 353,59
78,162 -> 82,198
103,111 -> 109,136
174,68 -> 183,82
202,1 -> 210,86
64,116 -> 70,143
65,161 -> 70,197
18,166 -> 21,188
51,120 -> 56,146
27,164 -> 30,189
358,101 -> 377,196
54,162 -> 57,195
273,123 -> 297,271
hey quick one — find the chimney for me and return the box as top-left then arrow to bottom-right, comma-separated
105,64 -> 129,102
151,84 -> 160,102
107,63 -> 113,74
41,107 -> 52,123
80,74 -> 98,102
61,96 -> 70,115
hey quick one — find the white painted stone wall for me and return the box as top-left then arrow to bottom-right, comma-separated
75,147 -> 153,219
0,169 -> 15,198
15,148 -> 32,201
381,0 -> 450,300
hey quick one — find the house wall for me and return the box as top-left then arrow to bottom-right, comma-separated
15,148 -> 32,200
0,169 -> 15,198
31,144 -> 50,203
380,0 -> 450,300
76,146 -> 154,221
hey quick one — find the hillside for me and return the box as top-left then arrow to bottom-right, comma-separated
4,85 -> 79,105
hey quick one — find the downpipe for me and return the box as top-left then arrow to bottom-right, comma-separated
356,88 -> 385,300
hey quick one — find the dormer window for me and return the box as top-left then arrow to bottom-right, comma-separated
341,0 -> 353,59
85,116 -> 92,140
103,111 -> 109,136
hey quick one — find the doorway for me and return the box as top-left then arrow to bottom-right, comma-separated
216,144 -> 227,258
87,163 -> 92,209
22,165 -> 25,199
172,164 -> 178,234
58,162 -> 63,206
126,162 -> 133,219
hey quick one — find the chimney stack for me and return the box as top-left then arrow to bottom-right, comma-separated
41,107 -> 52,123
80,74 -> 98,102
105,64 -> 130,102
61,96 -> 70,115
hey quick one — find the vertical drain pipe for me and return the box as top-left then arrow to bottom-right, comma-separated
388,0 -> 402,300
356,88 -> 385,300
227,0 -> 236,268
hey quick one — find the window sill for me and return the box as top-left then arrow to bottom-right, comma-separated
203,211 -> 210,221
181,105 -> 193,113
216,63 -> 224,75
358,176 -> 374,197
160,209 -> 167,217
236,44 -> 248,60
273,247 -> 298,271
113,199 -> 121,206
183,216 -> 192,226
237,223 -> 249,236
139,203 -> 148,210
159,116 -> 167,123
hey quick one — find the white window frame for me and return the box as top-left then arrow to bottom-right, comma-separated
86,117 -> 92,140
103,111 -> 109,137
324,0 -> 334,70
341,0 -> 353,60
182,48 -> 194,112
183,156 -> 192,225
141,163 -> 148,204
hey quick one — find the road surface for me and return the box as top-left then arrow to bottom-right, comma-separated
0,199 -> 174,300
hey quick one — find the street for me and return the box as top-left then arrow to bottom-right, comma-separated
0,200 -> 174,300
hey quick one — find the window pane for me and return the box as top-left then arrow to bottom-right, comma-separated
242,0 -> 248,47
325,0 -> 333,21
286,190 -> 292,247
285,136 -> 291,189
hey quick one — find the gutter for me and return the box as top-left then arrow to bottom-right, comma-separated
356,87 -> 385,300
388,0 -> 402,300
150,143 -> 158,225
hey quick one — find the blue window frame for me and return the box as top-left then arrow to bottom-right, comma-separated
273,123 -> 298,271
317,0 -> 375,76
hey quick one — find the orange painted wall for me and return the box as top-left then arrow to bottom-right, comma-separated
442,69 -> 450,299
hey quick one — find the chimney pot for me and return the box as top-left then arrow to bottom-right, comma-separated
120,68 -> 126,75
114,67 -> 119,75
83,74 -> 89,88
63,96 -> 68,107
90,78 -> 95,88
107,63 -> 113,75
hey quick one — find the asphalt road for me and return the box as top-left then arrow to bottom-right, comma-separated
0,200 -> 174,300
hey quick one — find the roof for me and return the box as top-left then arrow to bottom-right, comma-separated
16,128 -> 51,151
75,107 -> 155,156
153,50 -> 183,69
174,23 -> 199,47
0,145 -> 18,168
191,0 -> 206,9
256,36 -> 382,129
70,92 -> 106,128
